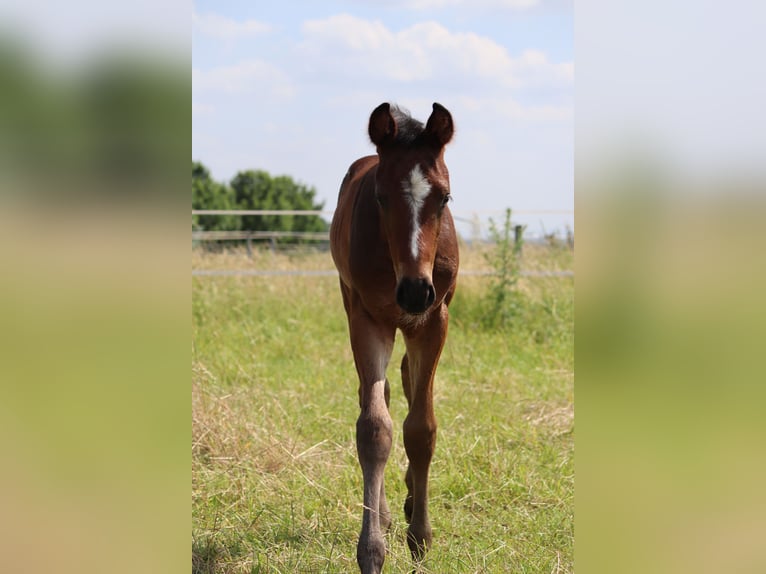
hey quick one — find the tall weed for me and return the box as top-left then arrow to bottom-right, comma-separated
482,208 -> 525,330
449,208 -> 573,356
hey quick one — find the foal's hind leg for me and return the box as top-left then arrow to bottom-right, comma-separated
401,305 -> 449,561
378,377 -> 392,531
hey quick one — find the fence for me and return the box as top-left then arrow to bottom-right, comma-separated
191,209 -> 574,277
191,209 -> 574,244
191,269 -> 573,278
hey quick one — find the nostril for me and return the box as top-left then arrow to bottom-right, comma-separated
396,282 -> 407,308
425,283 -> 436,307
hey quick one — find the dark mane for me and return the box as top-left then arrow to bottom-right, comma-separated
390,105 -> 425,146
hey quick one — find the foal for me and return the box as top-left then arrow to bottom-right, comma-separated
330,103 -> 458,573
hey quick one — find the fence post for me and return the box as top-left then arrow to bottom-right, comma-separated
514,225 -> 523,254
246,236 -> 253,258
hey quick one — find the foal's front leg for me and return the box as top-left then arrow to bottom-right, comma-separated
401,304 -> 449,562
349,307 -> 395,574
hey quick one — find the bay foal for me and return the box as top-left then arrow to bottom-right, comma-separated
330,103 -> 458,573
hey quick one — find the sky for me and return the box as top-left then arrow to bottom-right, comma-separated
192,0 -> 574,237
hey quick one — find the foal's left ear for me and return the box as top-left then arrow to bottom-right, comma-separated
425,102 -> 454,148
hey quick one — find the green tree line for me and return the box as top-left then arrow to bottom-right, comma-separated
192,161 -> 328,234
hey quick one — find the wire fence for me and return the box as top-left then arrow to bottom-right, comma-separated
191,209 -> 574,277
191,209 -> 574,244
191,269 -> 573,278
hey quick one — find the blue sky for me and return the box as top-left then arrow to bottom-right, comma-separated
192,0 -> 573,235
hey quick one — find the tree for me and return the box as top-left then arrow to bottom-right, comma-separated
191,163 -> 329,237
230,169 -> 328,236
192,161 -> 239,231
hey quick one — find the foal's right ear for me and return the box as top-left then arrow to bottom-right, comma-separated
425,102 -> 454,148
368,103 -> 398,148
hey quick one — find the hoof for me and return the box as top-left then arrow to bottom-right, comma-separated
406,525 -> 432,561
357,534 -> 386,574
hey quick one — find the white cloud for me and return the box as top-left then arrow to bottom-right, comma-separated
417,0 -> 539,8
356,0 -> 539,10
299,15 -> 572,90
192,7 -> 572,222
511,49 -> 574,86
455,96 -> 572,122
192,6 -> 271,40
192,61 -> 294,98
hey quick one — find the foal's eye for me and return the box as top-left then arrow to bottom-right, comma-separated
375,192 -> 387,208
441,193 -> 451,207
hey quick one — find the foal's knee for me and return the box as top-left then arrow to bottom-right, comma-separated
356,411 -> 393,464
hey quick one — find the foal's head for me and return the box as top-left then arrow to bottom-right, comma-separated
368,102 -> 454,315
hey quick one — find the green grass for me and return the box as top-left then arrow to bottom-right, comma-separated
192,243 -> 573,573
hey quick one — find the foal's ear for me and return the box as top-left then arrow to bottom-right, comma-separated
368,102 -> 398,147
425,102 -> 454,147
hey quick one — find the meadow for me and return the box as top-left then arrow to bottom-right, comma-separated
192,240 -> 574,573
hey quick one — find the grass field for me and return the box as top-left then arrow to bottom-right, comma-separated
192,242 -> 574,573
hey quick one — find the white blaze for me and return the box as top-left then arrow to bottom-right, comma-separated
405,164 -> 430,259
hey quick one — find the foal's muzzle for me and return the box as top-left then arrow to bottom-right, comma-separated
396,277 -> 436,314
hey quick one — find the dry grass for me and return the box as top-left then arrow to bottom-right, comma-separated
190,239 -> 572,274
192,242 -> 573,573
